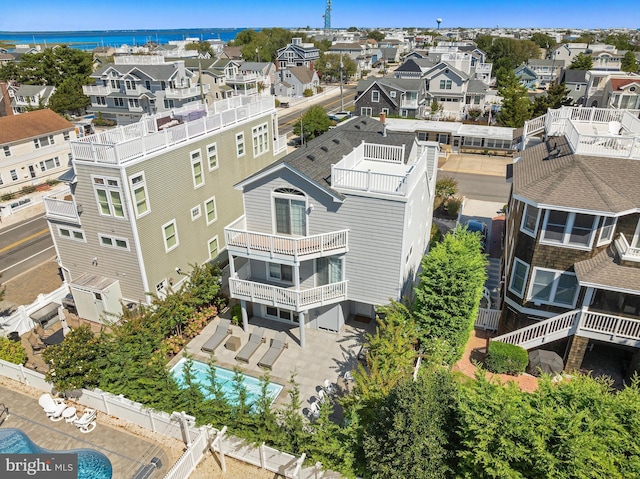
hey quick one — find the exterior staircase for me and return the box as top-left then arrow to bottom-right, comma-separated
493,309 -> 640,350
520,113 -> 547,150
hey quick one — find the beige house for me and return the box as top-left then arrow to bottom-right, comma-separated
0,109 -> 75,195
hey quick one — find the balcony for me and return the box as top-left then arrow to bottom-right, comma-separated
400,99 -> 419,109
165,85 -> 210,99
43,189 -> 81,224
83,85 -> 113,96
331,141 -> 426,197
615,233 -> 640,262
226,73 -> 260,84
229,278 -> 348,312
225,216 -> 348,262
274,134 -> 288,155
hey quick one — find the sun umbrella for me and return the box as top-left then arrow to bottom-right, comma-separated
528,349 -> 564,376
58,306 -> 70,337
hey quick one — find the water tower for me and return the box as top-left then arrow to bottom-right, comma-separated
436,18 -> 442,30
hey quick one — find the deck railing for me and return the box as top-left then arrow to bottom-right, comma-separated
229,279 -> 347,311
615,233 -> 640,262
492,310 -> 581,349
225,218 -> 348,261
164,85 -> 210,99
274,134 -> 288,155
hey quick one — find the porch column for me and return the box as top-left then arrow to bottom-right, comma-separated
581,287 -> 595,310
294,263 -> 300,290
240,300 -> 249,332
564,335 -> 590,373
229,254 -> 237,277
299,311 -> 306,348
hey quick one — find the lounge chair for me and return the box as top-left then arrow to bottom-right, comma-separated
201,318 -> 232,353
28,333 -> 46,354
74,408 -> 97,433
235,326 -> 266,363
257,332 -> 288,369
38,394 -> 67,422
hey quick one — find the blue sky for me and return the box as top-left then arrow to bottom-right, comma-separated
2,0 -> 639,31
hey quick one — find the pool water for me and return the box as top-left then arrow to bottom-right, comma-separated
170,357 -> 283,405
0,428 -> 112,479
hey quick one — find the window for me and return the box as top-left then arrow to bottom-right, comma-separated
381,108 -> 389,115
129,173 -> 149,217
439,79 -> 452,90
360,107 -> 372,116
114,97 -> 125,107
191,150 -> 204,188
528,268 -> 579,307
58,226 -> 85,242
95,96 -> 106,106
265,306 -> 299,323
597,216 -> 617,245
575,84 -> 581,91
99,234 -> 129,250
208,236 -> 219,260
202,196 -> 217,225
125,80 -> 135,90
509,258 -> 529,297
268,262 -> 293,282
389,91 -> 396,98
39,157 -> 61,172
206,142 -> 218,171
63,131 -> 70,141
316,257 -> 343,286
93,176 -> 125,218
10,169 -> 18,181
2,146 -> 10,157
252,123 -> 269,157
372,90 -> 380,102
164,99 -> 174,109
191,205 -> 201,220
110,79 -> 120,89
128,98 -> 140,108
520,204 -> 540,237
236,132 -> 245,158
33,135 -> 54,149
274,188 -> 306,236
541,211 -> 596,248
163,220 -> 179,252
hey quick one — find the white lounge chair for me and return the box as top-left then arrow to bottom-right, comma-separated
74,408 -> 97,433
38,394 -> 67,422
201,318 -> 232,353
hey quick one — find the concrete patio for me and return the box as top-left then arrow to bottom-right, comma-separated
0,382 -> 181,478
175,312 -> 377,417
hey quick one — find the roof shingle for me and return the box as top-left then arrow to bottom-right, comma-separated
0,109 -> 73,145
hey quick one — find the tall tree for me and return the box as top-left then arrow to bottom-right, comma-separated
293,105 -> 332,142
316,53 -> 356,83
530,32 -> 557,49
621,51 -> 639,72
367,30 -> 385,42
48,75 -> 91,115
570,52 -> 593,70
497,70 -> 533,128
532,82 -> 572,116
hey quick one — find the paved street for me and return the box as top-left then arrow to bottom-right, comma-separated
0,213 -> 56,282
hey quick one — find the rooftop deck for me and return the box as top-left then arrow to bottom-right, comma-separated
70,96 -> 276,166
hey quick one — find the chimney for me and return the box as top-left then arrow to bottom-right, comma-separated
379,112 -> 386,123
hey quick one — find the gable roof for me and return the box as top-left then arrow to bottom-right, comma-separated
610,78 -> 640,91
11,84 -> 54,97
0,109 -> 73,145
288,66 -> 316,84
424,62 -> 469,81
574,246 -> 640,294
560,69 -> 588,83
513,137 -> 640,214
92,63 -> 190,81
236,118 -> 415,200
357,76 -> 422,94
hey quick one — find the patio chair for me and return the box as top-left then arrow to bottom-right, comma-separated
38,393 -> 67,422
28,333 -> 46,354
257,331 -> 288,370
235,326 -> 266,363
201,318 -> 232,353
74,408 -> 97,433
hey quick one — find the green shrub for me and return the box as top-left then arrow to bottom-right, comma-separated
445,196 -> 463,217
21,185 -> 36,194
46,179 -> 61,186
1,193 -> 16,202
231,304 -> 242,326
435,177 -> 458,199
274,99 -> 280,107
0,337 -> 27,365
303,88 -> 313,97
430,223 -> 442,244
485,341 -> 528,375
316,86 -> 323,93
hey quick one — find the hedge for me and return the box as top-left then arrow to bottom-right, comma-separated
485,341 -> 528,375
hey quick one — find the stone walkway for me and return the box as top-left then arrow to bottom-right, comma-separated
453,328 -> 540,393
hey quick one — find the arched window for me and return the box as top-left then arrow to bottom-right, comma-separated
273,188 -> 306,235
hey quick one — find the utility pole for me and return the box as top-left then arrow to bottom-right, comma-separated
340,51 -> 344,112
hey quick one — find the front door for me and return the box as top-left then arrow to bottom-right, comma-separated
452,137 -> 460,153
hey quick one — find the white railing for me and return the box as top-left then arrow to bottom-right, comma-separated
523,114 -> 547,137
83,84 -> 113,96
114,55 -> 165,65
229,279 -> 347,311
43,188 -> 81,223
492,309 -> 581,350
71,96 -> 275,165
615,233 -> 640,262
165,85 -> 210,99
163,428 -> 208,479
494,308 -> 640,350
401,100 -> 419,108
362,142 -> 405,163
475,308 -> 500,331
0,284 -> 69,337
274,134 -> 288,155
331,165 -> 413,196
227,73 -> 260,82
225,223 -> 348,261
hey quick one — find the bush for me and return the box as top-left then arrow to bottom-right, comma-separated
435,177 -> 458,200
21,185 -> 37,194
46,179 -> 61,186
231,304 -> 242,326
274,99 -> 280,107
485,341 -> 528,375
303,88 -> 314,97
0,337 -> 27,365
1,193 -> 16,202
316,86 -> 323,93
445,196 -> 463,217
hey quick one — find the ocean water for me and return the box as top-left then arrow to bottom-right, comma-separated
0,28 -> 249,50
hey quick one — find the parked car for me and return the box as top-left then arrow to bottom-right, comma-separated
328,111 -> 352,122
465,219 -> 488,252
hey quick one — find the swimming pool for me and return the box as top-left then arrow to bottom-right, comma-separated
170,357 -> 284,405
0,428 -> 112,479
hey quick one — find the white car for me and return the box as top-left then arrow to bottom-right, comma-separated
328,111 -> 352,121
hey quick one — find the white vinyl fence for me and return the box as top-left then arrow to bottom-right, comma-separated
0,284 -> 69,336
475,308 -> 500,331
0,359 -> 340,479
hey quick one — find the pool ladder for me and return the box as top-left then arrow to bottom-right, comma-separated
0,403 -> 8,426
